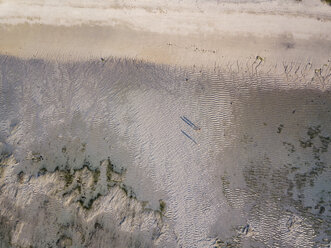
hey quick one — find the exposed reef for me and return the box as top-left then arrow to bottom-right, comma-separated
0,140 -> 171,247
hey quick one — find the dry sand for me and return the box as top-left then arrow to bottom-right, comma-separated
0,0 -> 330,68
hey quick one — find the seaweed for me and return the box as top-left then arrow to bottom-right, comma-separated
277,124 -> 284,134
63,170 -> 74,187
283,142 -> 295,153
78,193 -> 102,210
319,135 -> 330,153
106,160 -> 113,182
56,235 -> 72,248
159,200 -> 166,213
31,152 -> 43,162
299,140 -> 312,148
92,169 -> 100,185
120,183 -> 136,199
38,167 -> 47,176
17,171 -> 25,183
21,153 -> 148,213
307,125 -> 321,139
321,0 -> 331,5
61,146 -> 67,153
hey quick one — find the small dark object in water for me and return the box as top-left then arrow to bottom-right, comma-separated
319,206 -> 325,214
286,217 -> 293,230
181,130 -> 198,145
181,116 -> 201,131
292,110 -> 296,114
242,224 -> 249,234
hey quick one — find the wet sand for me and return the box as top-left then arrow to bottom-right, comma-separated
0,55 -> 330,247
0,0 -> 330,247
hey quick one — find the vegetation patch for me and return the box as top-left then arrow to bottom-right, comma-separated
159,200 -> 166,213
61,146 -> 67,153
31,152 -> 43,162
284,124 -> 330,229
78,193 -> 102,210
120,183 -> 136,199
38,167 -> 47,176
17,171 -> 25,184
307,125 -> 321,139
319,135 -> 330,152
63,170 -> 74,187
299,139 -> 312,148
92,169 -> 100,185
277,124 -> 284,134
321,0 -> 331,6
56,235 -> 72,248
283,142 -> 295,153
20,146 -> 163,219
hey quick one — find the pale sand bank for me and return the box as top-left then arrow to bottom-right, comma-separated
0,24 -> 330,69
0,0 -> 330,68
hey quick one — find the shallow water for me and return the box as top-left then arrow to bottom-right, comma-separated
0,55 -> 330,247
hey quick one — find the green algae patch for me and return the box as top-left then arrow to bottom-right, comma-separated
56,235 -> 72,248
17,171 -> 25,184
63,170 -> 74,187
106,162 -> 113,182
283,142 -> 295,153
19,150 -> 163,220
44,157 -> 131,210
307,125 -> 321,139
120,183 -> 137,199
319,135 -> 330,152
0,167 -> 4,179
159,200 -> 166,213
277,124 -> 284,134
78,193 -> 102,210
92,169 -> 100,185
61,146 -> 67,153
321,0 -> 331,5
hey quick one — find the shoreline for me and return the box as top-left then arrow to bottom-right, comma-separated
1,53 -> 330,91
0,23 -> 330,69
0,0 -> 330,68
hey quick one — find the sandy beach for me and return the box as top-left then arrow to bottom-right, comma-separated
0,1 -> 330,248
0,0 -> 330,68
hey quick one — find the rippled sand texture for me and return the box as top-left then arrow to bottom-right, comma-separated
1,0 -> 331,247
0,55 -> 330,247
